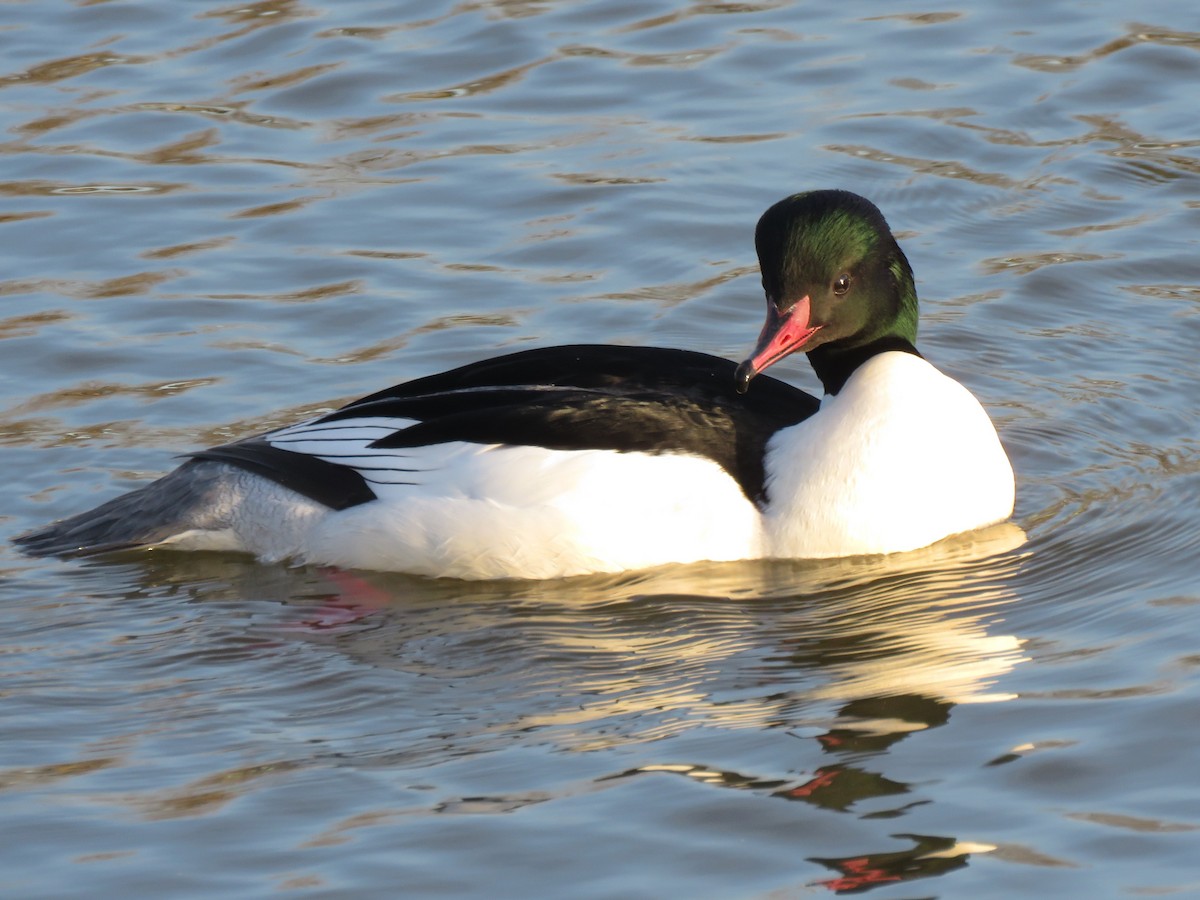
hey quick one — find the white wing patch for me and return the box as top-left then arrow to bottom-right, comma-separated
265,415 -> 438,487
262,412 -> 618,504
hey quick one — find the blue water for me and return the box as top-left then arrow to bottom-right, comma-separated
2,2 -> 1198,896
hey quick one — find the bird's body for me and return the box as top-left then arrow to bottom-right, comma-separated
16,191 -> 1016,580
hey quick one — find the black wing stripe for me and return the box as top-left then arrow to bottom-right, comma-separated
271,425 -> 403,438
264,451 -> 423,466
270,436 -> 406,446
271,434 -> 398,441
189,442 -> 377,511
312,462 -> 427,472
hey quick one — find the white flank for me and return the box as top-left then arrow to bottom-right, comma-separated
239,414 -> 763,579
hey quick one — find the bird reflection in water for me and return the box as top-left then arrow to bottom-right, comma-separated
810,834 -> 996,893
116,521 -> 1028,894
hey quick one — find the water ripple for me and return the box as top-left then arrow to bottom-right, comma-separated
1,0 -> 1199,896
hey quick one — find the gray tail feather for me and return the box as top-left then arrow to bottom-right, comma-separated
14,460 -> 231,559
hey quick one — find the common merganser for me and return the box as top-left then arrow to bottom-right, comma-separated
15,190 -> 1015,579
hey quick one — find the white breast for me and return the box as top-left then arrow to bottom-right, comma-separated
761,352 -> 1015,558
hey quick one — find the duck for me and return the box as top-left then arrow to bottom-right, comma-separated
14,190 -> 1015,580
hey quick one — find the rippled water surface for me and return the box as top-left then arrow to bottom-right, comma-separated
2,1 -> 1198,896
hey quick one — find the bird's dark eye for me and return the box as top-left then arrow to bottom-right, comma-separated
833,274 -> 851,296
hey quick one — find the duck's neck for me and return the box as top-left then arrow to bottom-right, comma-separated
808,337 -> 923,395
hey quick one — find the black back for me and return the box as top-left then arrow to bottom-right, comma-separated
193,345 -> 820,510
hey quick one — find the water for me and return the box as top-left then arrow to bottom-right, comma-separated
1,1 -> 1198,896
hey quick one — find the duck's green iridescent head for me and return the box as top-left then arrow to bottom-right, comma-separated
736,190 -> 920,394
